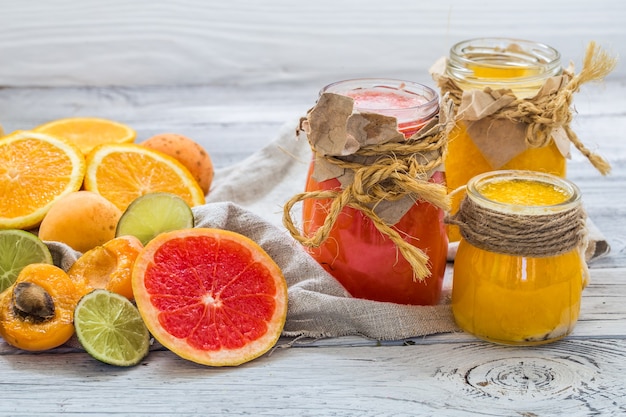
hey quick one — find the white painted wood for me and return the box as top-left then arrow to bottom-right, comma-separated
0,3 -> 625,413
0,0 -> 624,87
0,81 -> 625,416
1,338 -> 625,416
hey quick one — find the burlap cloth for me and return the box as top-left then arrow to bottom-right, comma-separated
2,120 -> 610,354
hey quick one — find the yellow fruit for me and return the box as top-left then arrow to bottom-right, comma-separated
141,133 -> 214,195
34,117 -> 136,155
0,131 -> 86,230
68,235 -> 144,300
0,263 -> 79,351
83,143 -> 205,212
38,191 -> 122,253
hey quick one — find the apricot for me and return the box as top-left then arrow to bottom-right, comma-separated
141,133 -> 214,195
38,191 -> 122,253
68,235 -> 143,300
0,263 -> 78,351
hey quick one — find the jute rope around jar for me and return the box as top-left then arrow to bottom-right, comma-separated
283,118 -> 451,281
439,41 -> 617,175
446,194 -> 587,257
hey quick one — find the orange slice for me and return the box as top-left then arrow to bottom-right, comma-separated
84,143 -> 205,212
34,117 -> 136,155
132,228 -> 288,366
0,131 -> 86,230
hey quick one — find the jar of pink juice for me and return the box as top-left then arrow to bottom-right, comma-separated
301,78 -> 448,305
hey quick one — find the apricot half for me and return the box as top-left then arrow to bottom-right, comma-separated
68,235 -> 143,300
0,263 -> 78,351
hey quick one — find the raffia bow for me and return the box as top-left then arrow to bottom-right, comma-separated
283,96 -> 453,281
438,41 -> 617,175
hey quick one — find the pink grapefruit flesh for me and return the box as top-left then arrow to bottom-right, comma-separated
132,228 -> 288,366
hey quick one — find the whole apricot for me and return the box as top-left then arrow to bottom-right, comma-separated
38,191 -> 122,253
141,133 -> 214,195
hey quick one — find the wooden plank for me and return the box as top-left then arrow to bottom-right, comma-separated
0,0 -> 624,86
0,339 -> 624,416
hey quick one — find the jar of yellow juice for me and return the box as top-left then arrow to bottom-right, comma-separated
450,170 -> 587,345
437,38 -> 565,241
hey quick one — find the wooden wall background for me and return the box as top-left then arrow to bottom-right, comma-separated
0,0 -> 624,87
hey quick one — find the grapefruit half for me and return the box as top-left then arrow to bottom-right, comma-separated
132,228 -> 288,366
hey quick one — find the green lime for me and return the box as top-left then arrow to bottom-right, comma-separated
74,289 -> 150,367
115,192 -> 194,245
0,229 -> 53,292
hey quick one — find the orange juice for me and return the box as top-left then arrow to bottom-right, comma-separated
452,171 -> 586,345
443,38 -> 564,241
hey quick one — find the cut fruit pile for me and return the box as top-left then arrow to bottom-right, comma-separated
0,118 -> 210,233
0,118 -> 289,368
0,180 -> 288,367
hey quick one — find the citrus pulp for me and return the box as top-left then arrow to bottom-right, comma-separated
74,289 -> 150,366
0,229 -> 53,293
132,228 -> 288,366
115,192 -> 194,246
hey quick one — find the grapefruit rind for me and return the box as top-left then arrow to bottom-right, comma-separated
132,228 -> 288,367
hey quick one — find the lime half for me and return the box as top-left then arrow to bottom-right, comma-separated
74,289 -> 150,367
0,229 -> 53,292
115,192 -> 194,245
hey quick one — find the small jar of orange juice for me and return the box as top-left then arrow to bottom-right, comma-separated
449,170 -> 588,345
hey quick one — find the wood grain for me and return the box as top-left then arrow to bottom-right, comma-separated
1,338 -> 624,416
1,80 -> 625,415
0,0 -> 624,87
0,4 -> 625,411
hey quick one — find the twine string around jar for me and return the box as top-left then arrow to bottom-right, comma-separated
446,193 -> 587,258
283,118 -> 451,281
440,41 -> 617,175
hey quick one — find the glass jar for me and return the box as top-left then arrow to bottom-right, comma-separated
443,38 -> 564,241
302,78 -> 448,305
451,170 -> 587,345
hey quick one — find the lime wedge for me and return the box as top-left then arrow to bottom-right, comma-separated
74,289 -> 150,367
0,229 -> 53,292
115,192 -> 194,245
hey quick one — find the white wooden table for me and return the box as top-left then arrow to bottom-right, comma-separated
1,1 -> 625,415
